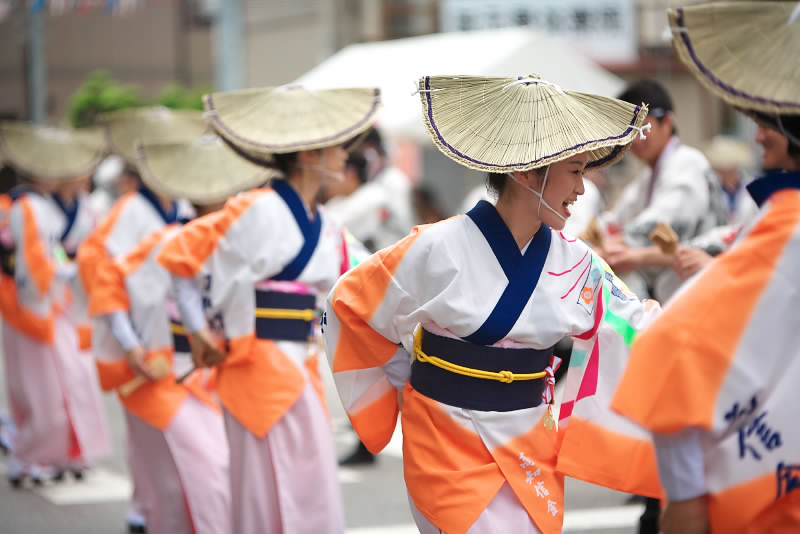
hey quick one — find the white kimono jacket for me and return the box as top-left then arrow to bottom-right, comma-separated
325,165 -> 414,252
600,138 -> 723,300
324,199 -> 663,534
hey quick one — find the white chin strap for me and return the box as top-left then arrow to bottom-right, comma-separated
299,163 -> 344,182
298,150 -> 345,182
507,166 -> 567,223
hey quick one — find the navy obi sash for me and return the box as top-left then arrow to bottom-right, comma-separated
254,289 -> 317,342
464,200 -> 551,346
0,241 -> 14,276
170,320 -> 191,354
411,328 -> 553,412
271,179 -> 322,281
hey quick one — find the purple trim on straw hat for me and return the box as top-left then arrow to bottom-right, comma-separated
676,8 -> 797,109
205,88 -> 381,152
424,76 -> 642,169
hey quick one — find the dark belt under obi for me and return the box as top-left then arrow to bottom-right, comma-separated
170,320 -> 191,353
254,289 -> 317,342
410,328 -> 554,412
0,241 -> 14,277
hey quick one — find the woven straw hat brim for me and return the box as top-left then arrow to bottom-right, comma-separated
100,108 -> 209,166
669,2 -> 800,116
419,75 -> 648,173
0,122 -> 106,183
203,86 -> 381,158
135,135 -> 276,205
702,136 -> 754,170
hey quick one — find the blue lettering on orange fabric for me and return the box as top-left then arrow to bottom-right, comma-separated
777,462 -> 800,498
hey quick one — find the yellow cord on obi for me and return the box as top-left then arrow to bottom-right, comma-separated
255,307 -> 316,322
412,328 -> 547,384
170,322 -> 187,335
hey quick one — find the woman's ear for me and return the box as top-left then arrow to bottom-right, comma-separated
520,169 -> 542,190
296,149 -> 320,165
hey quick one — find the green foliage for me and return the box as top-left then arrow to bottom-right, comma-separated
155,84 -> 208,111
68,70 -> 142,128
68,71 -> 210,128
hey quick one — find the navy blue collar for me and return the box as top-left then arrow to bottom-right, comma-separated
746,170 -> 800,207
138,185 -> 178,224
464,200 -> 552,345
8,184 -> 38,201
51,193 -> 80,242
466,200 -> 550,280
270,179 -> 322,281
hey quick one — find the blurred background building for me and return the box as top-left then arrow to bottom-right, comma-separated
0,0 -> 755,211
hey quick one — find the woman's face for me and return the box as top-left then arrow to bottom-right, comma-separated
321,145 -> 348,181
755,126 -> 791,170
518,153 -> 588,230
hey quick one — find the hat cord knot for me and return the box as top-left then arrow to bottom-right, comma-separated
631,122 -> 652,140
502,76 -> 564,94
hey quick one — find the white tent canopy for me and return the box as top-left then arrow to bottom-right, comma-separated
296,28 -> 627,142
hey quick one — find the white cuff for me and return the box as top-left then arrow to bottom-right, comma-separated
382,345 -> 412,388
172,275 -> 207,333
654,427 -> 706,502
108,310 -> 141,353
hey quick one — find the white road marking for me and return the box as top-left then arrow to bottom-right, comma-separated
338,467 -> 365,484
33,468 -> 132,505
0,458 -> 132,505
562,504 -> 644,531
345,504 -> 645,533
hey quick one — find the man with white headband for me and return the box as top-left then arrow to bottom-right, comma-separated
597,79 -> 724,302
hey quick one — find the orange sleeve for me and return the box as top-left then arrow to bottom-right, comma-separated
157,190 -> 262,278
0,194 -> 11,229
88,260 -> 129,316
327,228 -> 425,453
613,191 -> 800,433
89,227 -> 170,317
77,194 -> 133,307
330,227 -> 425,374
20,197 -> 55,295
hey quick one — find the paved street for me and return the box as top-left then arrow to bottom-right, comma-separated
0,339 -> 642,534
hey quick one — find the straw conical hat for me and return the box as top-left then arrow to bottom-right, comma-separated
100,107 -> 209,165
135,134 -> 276,204
669,2 -> 800,117
702,136 -> 754,170
203,86 -> 381,160
0,122 -> 106,183
418,75 -> 648,173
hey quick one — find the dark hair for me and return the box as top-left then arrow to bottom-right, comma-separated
618,80 -> 677,134
122,165 -> 142,182
362,127 -> 386,156
272,152 -> 299,177
778,114 -> 800,159
0,165 -> 19,195
486,173 -> 508,197
345,152 -> 368,184
486,168 -> 546,198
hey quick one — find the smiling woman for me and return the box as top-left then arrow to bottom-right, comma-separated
324,74 -> 665,534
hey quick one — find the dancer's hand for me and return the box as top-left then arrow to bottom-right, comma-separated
125,346 -> 157,381
660,497 -> 709,534
189,330 -> 226,367
674,247 -> 713,280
